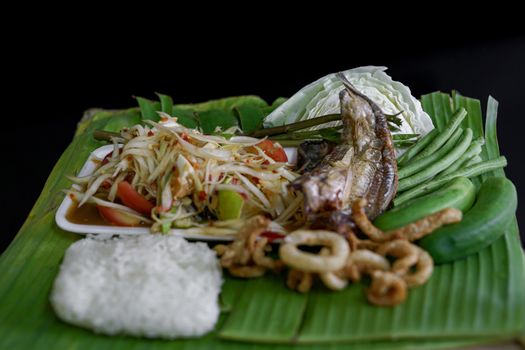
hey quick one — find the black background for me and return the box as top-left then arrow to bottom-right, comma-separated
2,34 -> 525,252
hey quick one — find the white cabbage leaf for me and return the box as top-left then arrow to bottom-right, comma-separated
263,66 -> 434,140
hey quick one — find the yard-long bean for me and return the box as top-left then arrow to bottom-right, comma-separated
410,108 -> 467,163
398,128 -> 464,179
437,138 -> 484,178
463,155 -> 482,168
397,129 -> 439,165
394,156 -> 507,206
398,129 -> 473,191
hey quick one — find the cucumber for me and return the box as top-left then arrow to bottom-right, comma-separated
217,190 -> 244,220
374,177 -> 476,231
419,177 -> 517,264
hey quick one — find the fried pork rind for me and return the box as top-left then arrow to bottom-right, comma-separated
403,248 -> 433,287
214,215 -> 282,277
348,232 -> 380,251
377,239 -> 419,275
286,269 -> 314,293
367,270 -> 407,307
252,237 -> 283,270
345,250 -> 390,281
352,198 -> 462,242
227,265 -> 267,278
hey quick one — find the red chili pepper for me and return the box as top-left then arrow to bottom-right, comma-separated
101,180 -> 112,189
260,231 -> 285,243
155,205 -> 168,213
198,191 -> 207,201
101,146 -> 123,165
125,173 -> 134,183
102,151 -> 113,165
147,130 -> 154,136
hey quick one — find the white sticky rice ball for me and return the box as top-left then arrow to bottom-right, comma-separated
50,234 -> 222,339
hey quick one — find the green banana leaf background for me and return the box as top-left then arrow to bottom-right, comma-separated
0,92 -> 524,350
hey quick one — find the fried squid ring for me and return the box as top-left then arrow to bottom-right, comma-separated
367,270 -> 407,307
319,248 -> 348,291
376,240 -> 419,275
279,230 -> 349,273
320,272 -> 348,291
403,249 -> 434,287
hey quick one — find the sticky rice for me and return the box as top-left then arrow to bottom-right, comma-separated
50,234 -> 222,339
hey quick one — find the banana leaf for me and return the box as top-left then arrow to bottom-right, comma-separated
0,94 -> 523,350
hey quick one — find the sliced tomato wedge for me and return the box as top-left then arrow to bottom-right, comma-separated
248,140 -> 288,162
260,231 -> 285,243
97,205 -> 142,227
117,181 -> 154,215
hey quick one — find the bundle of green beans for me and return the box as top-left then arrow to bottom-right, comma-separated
394,108 -> 507,206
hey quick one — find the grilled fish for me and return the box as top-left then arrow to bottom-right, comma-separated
296,140 -> 336,173
292,73 -> 397,221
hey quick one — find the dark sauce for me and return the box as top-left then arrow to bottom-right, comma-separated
66,201 -> 150,227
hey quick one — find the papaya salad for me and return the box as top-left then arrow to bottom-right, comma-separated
67,113 -> 305,236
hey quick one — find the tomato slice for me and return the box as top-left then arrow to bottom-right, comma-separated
117,181 -> 154,215
97,205 -> 142,227
249,140 -> 288,162
260,231 -> 285,243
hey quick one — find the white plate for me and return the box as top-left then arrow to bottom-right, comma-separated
55,145 -> 298,241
